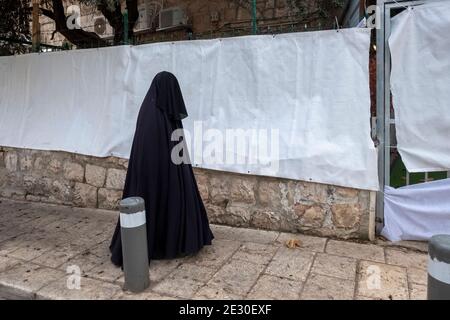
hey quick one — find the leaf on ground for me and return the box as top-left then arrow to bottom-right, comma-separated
285,239 -> 302,249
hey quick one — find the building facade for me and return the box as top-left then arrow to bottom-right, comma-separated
39,0 -> 352,47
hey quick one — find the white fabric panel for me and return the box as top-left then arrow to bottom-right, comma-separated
389,2 -> 450,172
0,29 -> 378,190
381,178 -> 450,242
130,29 -> 378,190
0,46 -> 131,157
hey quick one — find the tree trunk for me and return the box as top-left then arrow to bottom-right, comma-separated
98,0 -> 138,45
40,0 -> 106,48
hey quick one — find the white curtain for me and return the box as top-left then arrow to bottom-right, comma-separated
0,28 -> 378,191
382,178 -> 450,241
389,2 -> 450,172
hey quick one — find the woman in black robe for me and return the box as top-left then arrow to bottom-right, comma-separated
109,71 -> 214,267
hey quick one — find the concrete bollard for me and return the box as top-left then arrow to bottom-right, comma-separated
427,234 -> 450,300
119,196 -> 150,293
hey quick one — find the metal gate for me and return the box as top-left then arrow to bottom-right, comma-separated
375,0 -> 450,234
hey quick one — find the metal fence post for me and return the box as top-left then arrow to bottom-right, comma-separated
251,0 -> 257,34
120,197 -> 150,293
428,234 -> 450,300
123,9 -> 129,45
375,0 -> 386,235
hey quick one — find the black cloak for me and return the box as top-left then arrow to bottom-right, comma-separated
109,71 -> 214,267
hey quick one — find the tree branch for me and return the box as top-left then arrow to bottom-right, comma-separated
39,7 -> 55,20
46,0 -> 106,48
97,1 -> 123,44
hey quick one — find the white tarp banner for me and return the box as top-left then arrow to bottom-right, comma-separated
382,178 -> 450,241
0,46 -> 131,157
389,2 -> 450,172
0,28 -> 379,190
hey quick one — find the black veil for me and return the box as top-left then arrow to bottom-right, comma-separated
109,71 -> 213,267
154,71 -> 188,120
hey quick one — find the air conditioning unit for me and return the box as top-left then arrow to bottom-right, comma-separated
135,3 -> 150,31
93,15 -> 113,38
157,7 -> 188,31
210,11 -> 219,23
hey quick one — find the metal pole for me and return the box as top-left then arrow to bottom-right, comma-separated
120,197 -> 150,293
428,234 -> 450,300
375,0 -> 442,234
123,9 -> 129,45
375,0 -> 386,234
251,0 -> 257,34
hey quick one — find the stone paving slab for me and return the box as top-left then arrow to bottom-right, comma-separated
265,248 -> 315,282
385,248 -> 428,270
275,232 -> 327,252
247,275 -> 302,300
0,198 -> 429,300
409,283 -> 427,300
232,242 -> 278,265
0,262 -> 66,299
301,273 -> 355,300
36,276 -> 122,300
376,239 -> 428,253
310,253 -> 357,281
407,267 -> 427,286
326,240 -> 385,263
356,261 -> 409,300
113,289 -> 177,300
199,258 -> 266,298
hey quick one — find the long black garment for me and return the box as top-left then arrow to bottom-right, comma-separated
109,71 -> 214,267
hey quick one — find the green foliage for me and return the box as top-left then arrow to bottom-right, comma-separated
390,157 -> 448,188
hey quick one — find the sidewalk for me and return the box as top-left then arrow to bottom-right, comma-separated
0,198 -> 428,300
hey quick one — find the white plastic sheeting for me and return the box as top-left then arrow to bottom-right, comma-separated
0,46 -> 131,157
389,2 -> 450,172
0,29 -> 379,190
381,178 -> 450,242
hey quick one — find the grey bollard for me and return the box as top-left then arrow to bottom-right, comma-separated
427,234 -> 450,300
119,197 -> 150,293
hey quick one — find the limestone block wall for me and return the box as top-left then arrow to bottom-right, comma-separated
0,146 -> 375,239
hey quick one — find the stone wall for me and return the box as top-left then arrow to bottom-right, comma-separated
0,146 -> 375,239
